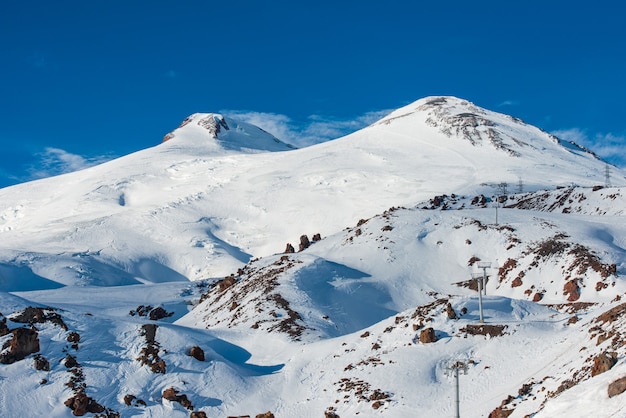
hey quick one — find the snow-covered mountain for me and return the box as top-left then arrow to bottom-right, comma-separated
1,96 -> 626,417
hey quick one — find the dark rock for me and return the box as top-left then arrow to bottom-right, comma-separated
67,332 -> 81,343
462,324 -> 507,337
419,327 -> 437,343
489,407 -> 514,418
162,387 -> 193,410
11,306 -> 68,330
34,354 -> 50,371
255,413 -> 275,418
445,303 -> 457,320
149,307 -> 173,321
191,412 -> 208,418
284,243 -> 295,253
298,235 -> 310,252
591,352 -> 617,377
312,233 -> 322,242
608,376 -> 626,398
189,346 -> 205,361
0,315 -> 8,337
64,390 -> 105,416
0,327 -> 40,364
64,354 -> 80,368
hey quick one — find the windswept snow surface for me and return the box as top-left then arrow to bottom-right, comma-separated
1,97 -> 626,417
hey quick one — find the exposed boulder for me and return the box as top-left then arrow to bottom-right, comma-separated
11,306 -> 68,330
0,315 -> 8,337
445,303 -> 457,319
591,352 -> 617,377
190,412 -> 208,418
189,346 -> 205,361
0,327 -> 40,364
563,279 -> 581,302
298,235 -> 310,252
462,324 -> 507,337
284,243 -> 295,253
64,390 -> 105,416
256,413 -> 275,418
608,376 -> 626,398
419,327 -> 437,343
489,407 -> 514,418
162,387 -> 193,410
34,354 -> 50,371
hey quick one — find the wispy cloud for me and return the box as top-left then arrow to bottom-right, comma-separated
498,100 -> 520,107
552,128 -> 626,167
222,109 -> 392,148
27,147 -> 114,180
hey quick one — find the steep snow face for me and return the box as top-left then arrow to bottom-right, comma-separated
162,113 -> 295,153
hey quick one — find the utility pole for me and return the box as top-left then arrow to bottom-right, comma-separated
476,262 -> 491,296
471,272 -> 485,323
445,360 -> 469,418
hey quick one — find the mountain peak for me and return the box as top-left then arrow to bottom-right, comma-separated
374,95 -> 596,160
162,112 -> 295,153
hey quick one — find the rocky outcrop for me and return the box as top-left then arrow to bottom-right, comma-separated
11,306 -> 67,330
162,387 -> 193,410
64,390 -> 105,416
0,327 -> 40,364
136,324 -> 166,373
298,235 -> 310,252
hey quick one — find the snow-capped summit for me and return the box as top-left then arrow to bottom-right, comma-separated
162,112 -> 295,153
376,96 -> 595,158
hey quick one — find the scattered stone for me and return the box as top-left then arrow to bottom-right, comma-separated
190,412 -> 208,418
298,235 -> 310,252
162,387 -> 193,410
255,412 -> 275,418
11,306 -> 68,330
149,307 -> 173,321
64,390 -> 105,416
608,376 -> 626,398
445,303 -> 457,319
64,354 -> 80,368
419,327 -> 437,343
34,354 -> 50,371
563,279 -> 581,302
284,243 -> 295,253
591,352 -> 617,377
189,346 -> 205,361
461,324 -> 507,337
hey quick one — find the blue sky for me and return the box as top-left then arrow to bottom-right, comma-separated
1,1 -> 625,188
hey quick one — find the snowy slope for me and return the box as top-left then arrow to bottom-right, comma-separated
1,96 -> 626,417
0,96 -> 621,290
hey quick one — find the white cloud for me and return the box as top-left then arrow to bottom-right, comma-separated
28,147 -> 114,180
222,109 -> 392,148
498,100 -> 520,107
552,128 -> 626,167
